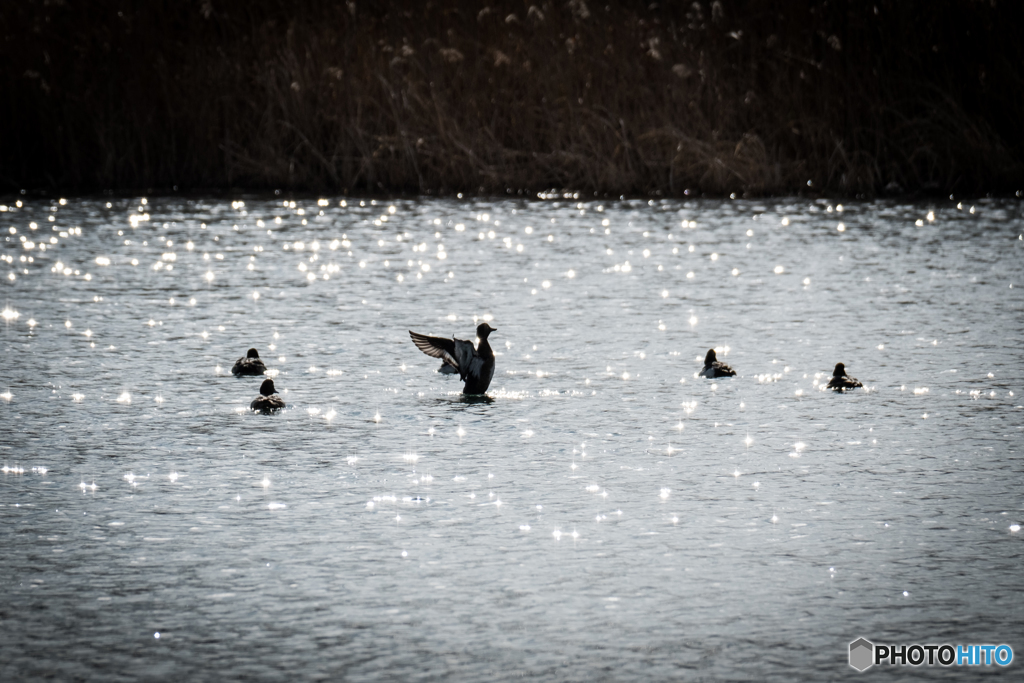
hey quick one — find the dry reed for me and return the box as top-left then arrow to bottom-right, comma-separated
2,0 -> 1022,196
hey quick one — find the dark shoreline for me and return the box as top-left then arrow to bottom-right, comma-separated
4,187 -> 1021,204
4,1 -> 1023,197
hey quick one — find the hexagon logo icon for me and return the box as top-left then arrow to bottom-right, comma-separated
849,638 -> 874,671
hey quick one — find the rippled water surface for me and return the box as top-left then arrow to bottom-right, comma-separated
2,195 -> 1022,681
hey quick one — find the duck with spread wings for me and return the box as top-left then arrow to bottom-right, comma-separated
409,323 -> 497,395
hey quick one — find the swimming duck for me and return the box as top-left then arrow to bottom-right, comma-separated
698,348 -> 736,378
826,363 -> 862,391
410,323 -> 497,395
250,379 -> 285,413
232,348 -> 267,376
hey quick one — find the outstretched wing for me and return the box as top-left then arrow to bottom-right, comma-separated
449,339 -> 478,378
409,331 -> 477,381
410,331 -> 456,364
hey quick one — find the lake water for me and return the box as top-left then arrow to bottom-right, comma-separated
1,194 -> 1022,681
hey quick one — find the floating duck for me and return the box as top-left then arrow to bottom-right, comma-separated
250,379 -> 285,413
826,363 -> 862,391
232,348 -> 267,376
698,348 -> 736,378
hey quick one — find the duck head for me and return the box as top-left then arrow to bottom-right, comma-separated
247,348 -> 260,359
833,363 -> 847,377
476,322 -> 496,339
259,379 -> 277,396
704,349 -> 718,366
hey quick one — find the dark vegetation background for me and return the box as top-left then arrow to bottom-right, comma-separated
2,0 -> 1022,196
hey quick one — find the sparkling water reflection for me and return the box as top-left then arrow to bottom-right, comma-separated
1,195 -> 1022,680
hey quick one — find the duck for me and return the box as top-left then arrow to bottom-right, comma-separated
250,379 -> 285,413
826,363 -> 862,391
698,348 -> 736,378
410,323 -> 497,395
232,348 -> 267,376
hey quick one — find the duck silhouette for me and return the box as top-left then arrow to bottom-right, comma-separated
410,323 -> 497,395
698,348 -> 736,378
250,378 -> 285,413
232,348 -> 267,376
826,363 -> 862,391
